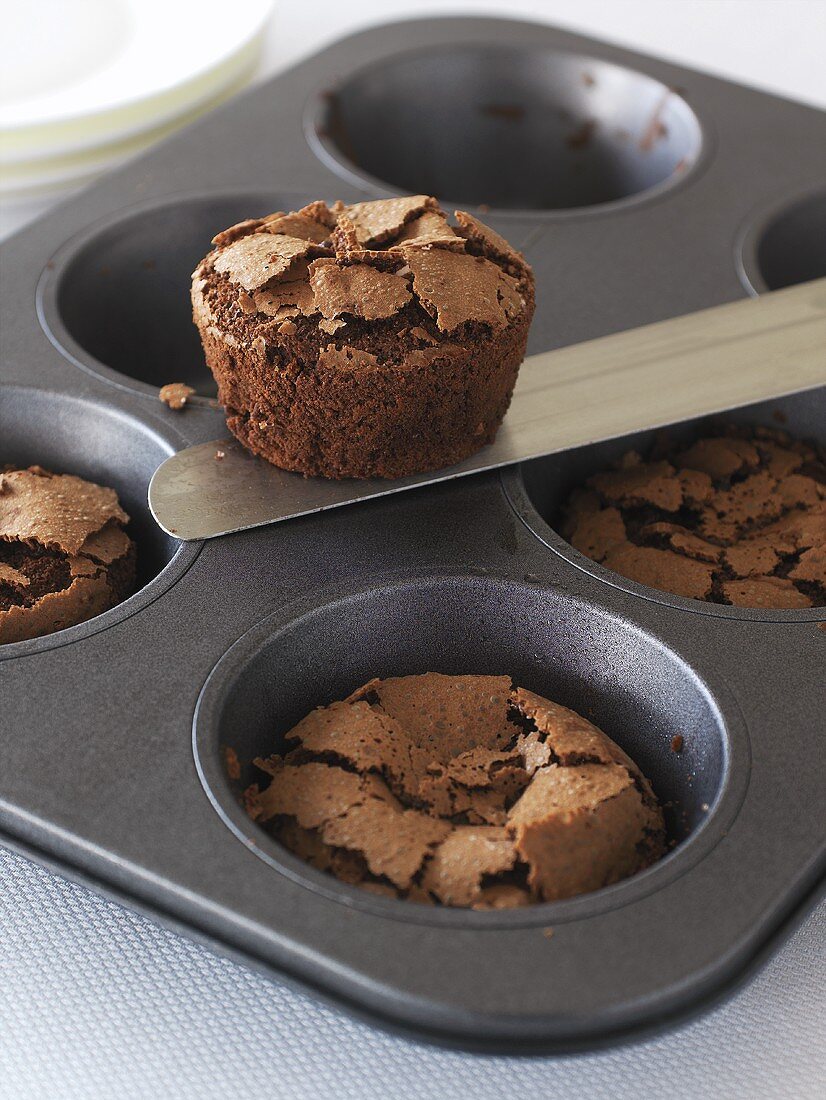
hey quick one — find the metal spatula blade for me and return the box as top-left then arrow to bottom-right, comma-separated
149,278 -> 826,541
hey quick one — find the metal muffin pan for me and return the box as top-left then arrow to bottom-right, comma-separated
0,17 -> 824,1051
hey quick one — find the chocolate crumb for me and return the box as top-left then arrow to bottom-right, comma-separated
480,104 -> 526,122
224,746 -> 241,780
566,120 -> 596,150
639,92 -> 673,151
159,383 -> 195,410
671,735 -> 684,753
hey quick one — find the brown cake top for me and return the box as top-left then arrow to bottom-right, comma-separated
561,424 -> 826,607
193,195 -> 533,336
1,466 -> 128,556
0,466 -> 134,629
244,673 -> 665,908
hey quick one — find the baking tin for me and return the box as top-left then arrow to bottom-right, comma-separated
0,17 -> 824,1051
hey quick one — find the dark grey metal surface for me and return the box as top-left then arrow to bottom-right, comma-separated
0,16 -> 824,1050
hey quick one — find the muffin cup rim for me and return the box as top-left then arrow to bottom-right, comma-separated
192,568 -> 751,931
735,179 -> 826,298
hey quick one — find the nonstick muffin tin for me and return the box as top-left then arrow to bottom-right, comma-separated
1,17 -> 824,1051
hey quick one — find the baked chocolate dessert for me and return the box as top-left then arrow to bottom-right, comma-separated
244,674 -> 666,908
0,466 -> 137,643
192,196 -> 535,479
560,424 -> 826,608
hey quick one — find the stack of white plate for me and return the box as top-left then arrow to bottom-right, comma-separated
0,0 -> 273,231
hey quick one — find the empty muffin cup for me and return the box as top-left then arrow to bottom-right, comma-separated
739,185 -> 826,294
310,46 -> 702,211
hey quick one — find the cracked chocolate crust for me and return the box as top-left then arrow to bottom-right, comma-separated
560,423 -> 826,608
0,466 -> 137,643
192,197 -> 535,479
243,673 -> 666,909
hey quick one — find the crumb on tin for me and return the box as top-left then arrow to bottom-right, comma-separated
224,746 -> 241,780
159,382 -> 195,410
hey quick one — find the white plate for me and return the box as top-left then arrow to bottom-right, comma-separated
0,0 -> 273,161
0,64 -> 253,197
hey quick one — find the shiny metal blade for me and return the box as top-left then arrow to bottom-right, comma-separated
149,277 -> 826,540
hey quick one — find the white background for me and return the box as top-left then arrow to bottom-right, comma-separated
258,0 -> 826,108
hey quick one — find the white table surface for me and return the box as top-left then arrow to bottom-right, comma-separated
1,3 -> 824,1096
